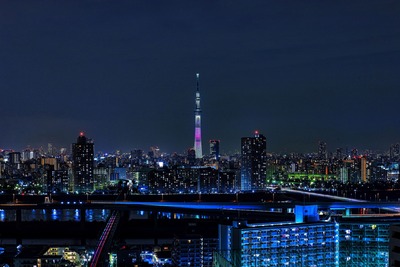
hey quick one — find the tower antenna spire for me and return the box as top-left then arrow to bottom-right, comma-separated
196,73 -> 200,92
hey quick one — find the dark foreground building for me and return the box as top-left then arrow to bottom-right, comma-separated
72,132 -> 94,193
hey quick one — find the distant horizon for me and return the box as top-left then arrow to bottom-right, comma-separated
0,133 -> 396,156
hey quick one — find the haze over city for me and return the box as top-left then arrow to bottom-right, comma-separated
1,1 -> 400,154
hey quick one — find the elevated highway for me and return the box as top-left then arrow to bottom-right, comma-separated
2,199 -> 400,214
90,210 -> 120,267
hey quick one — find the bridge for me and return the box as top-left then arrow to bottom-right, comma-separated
90,210 -> 120,267
2,198 -> 400,217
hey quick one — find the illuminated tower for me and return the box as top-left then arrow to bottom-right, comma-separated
194,73 -> 203,158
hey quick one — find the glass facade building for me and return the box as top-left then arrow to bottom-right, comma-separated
339,220 -> 389,267
217,221 -> 339,267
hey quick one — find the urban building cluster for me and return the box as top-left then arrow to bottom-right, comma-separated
0,134 -> 399,196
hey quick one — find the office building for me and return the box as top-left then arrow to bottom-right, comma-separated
187,147 -> 196,166
240,131 -> 267,191
361,156 -> 368,183
93,165 -> 110,190
54,169 -> 70,193
72,132 -> 94,193
336,148 -> 343,160
210,140 -> 220,160
130,149 -> 144,167
318,141 -> 327,160
390,143 -> 400,161
218,170 -> 237,193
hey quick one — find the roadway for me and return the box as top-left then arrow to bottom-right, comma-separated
90,210 -> 120,267
2,199 -> 400,213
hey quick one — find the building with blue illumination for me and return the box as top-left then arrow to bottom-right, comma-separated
339,218 -> 389,267
216,205 -> 339,267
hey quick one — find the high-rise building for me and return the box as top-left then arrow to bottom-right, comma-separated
336,148 -> 343,160
131,149 -> 143,167
8,152 -> 21,170
193,73 -> 203,159
318,141 -> 327,160
351,148 -> 358,158
72,132 -> 94,193
150,146 -> 161,159
187,147 -> 196,166
209,140 -> 220,160
54,169 -> 69,193
47,143 -> 54,156
390,143 -> 400,160
361,156 -> 368,183
40,157 -> 59,193
240,131 -> 267,191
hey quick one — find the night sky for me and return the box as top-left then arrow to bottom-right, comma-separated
1,1 -> 400,154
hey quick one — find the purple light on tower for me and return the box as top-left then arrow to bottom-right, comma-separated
194,73 -> 203,158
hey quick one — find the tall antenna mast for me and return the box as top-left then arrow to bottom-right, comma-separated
194,73 -> 203,159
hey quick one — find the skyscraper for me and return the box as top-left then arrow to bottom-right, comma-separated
360,156 -> 368,183
240,131 -> 267,191
209,140 -> 220,160
390,143 -> 400,160
193,73 -> 202,158
318,141 -> 327,160
72,132 -> 94,193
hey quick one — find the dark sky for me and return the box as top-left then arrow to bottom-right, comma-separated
1,1 -> 400,154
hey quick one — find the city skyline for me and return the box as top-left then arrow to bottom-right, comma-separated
1,1 -> 400,154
